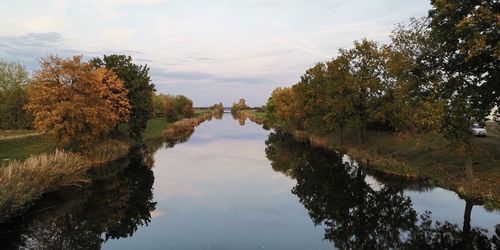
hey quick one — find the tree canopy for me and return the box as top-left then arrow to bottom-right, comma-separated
91,55 -> 155,142
25,55 -> 131,147
0,60 -> 32,129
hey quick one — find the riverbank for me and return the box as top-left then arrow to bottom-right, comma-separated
0,110 -> 214,222
240,110 -> 500,210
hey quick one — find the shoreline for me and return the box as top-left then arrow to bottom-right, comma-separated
239,110 -> 500,210
0,110 -> 215,223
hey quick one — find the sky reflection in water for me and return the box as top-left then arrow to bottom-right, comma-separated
102,114 -> 499,249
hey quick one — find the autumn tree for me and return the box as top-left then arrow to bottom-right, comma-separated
293,63 -> 328,131
324,55 -> 354,144
266,87 -> 301,128
25,55 -> 131,147
385,18 -> 446,133
231,98 -> 249,113
428,0 -> 500,144
342,39 -> 385,143
175,95 -> 194,118
153,94 -> 177,121
0,60 -> 32,129
91,55 -> 155,142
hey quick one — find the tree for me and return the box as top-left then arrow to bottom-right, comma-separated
342,39 -> 385,143
91,55 -> 155,142
231,98 -> 248,114
25,55 -> 131,147
428,0 -> 500,144
153,94 -> 177,121
0,60 -> 32,129
324,55 -> 354,144
94,67 -> 132,125
385,17 -> 446,133
266,87 -> 302,128
211,102 -> 224,120
293,63 -> 328,131
175,95 -> 194,118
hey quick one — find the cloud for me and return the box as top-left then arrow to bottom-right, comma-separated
150,67 -> 270,85
0,32 -> 63,46
0,32 -> 69,69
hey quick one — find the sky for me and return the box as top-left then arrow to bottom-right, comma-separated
0,0 -> 430,106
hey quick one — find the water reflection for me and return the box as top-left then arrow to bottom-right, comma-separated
0,146 -> 156,249
265,130 -> 500,249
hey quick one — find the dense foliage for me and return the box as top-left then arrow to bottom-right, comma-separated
265,1 -> 499,146
0,60 -> 32,129
152,94 -> 194,121
91,55 -> 155,142
231,98 -> 249,114
25,56 -> 131,147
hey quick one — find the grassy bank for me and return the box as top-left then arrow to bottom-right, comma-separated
0,139 -> 131,222
0,113 -> 214,222
247,111 -> 500,209
0,115 -> 191,161
163,111 -> 213,140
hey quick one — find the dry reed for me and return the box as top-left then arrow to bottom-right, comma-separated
0,150 -> 89,221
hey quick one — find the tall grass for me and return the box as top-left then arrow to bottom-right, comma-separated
0,150 -> 89,221
0,138 -> 133,222
163,112 -> 213,139
82,139 -> 130,165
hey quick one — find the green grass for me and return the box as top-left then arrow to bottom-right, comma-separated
0,118 -> 175,162
143,118 -> 172,140
0,135 -> 56,162
194,109 -> 211,117
246,110 -> 267,120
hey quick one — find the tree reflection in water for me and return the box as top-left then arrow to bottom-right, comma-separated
265,130 -> 500,249
0,145 -> 156,249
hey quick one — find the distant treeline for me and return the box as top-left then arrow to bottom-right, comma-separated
265,1 -> 499,146
152,94 -> 195,121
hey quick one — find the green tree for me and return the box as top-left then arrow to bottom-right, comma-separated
91,55 -> 155,142
385,18 -> 446,133
231,98 -> 249,114
324,55 -> 354,144
175,95 -> 194,118
0,60 -> 32,129
293,63 -> 328,131
428,0 -> 500,144
153,94 -> 177,121
342,39 -> 385,143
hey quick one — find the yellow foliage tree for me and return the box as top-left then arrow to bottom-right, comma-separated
25,55 -> 131,147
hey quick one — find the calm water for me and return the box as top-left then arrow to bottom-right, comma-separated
1,114 -> 499,249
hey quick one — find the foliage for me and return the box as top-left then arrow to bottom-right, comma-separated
428,0 -> 500,144
211,102 -> 224,114
25,56 -> 131,148
0,149 -> 156,247
91,55 -> 155,142
175,95 -> 194,118
0,60 -> 32,129
264,4 -> 498,146
152,94 -> 194,121
231,98 -> 249,114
